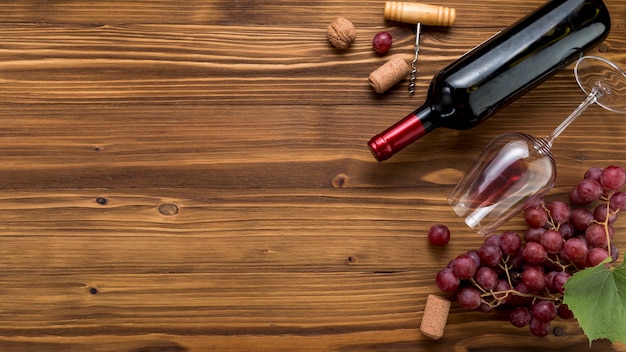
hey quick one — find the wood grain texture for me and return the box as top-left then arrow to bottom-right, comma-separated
0,1 -> 625,351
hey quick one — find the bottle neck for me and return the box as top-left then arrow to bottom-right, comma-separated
368,104 -> 438,162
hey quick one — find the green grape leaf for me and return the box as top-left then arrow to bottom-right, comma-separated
563,257 -> 626,345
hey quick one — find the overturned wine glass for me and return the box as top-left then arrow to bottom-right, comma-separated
448,55 -> 626,236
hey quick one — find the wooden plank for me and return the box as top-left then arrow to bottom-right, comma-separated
0,0 -> 624,351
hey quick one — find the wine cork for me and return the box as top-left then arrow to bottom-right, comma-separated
384,1 -> 456,27
369,55 -> 410,94
420,294 -> 451,340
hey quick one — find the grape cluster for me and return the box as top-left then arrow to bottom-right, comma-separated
435,165 -> 625,337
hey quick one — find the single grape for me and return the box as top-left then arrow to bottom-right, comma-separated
499,231 -> 522,255
569,187 -> 587,206
529,318 -> 551,337
466,250 -> 481,267
372,31 -> 392,54
524,227 -> 544,243
522,266 -> 546,292
557,304 -> 575,320
587,247 -> 610,267
570,208 -> 595,232
584,167 -> 603,183
452,254 -> 478,279
600,165 -> 626,191
547,201 -> 571,224
524,206 -> 548,228
475,266 -> 498,291
478,244 -> 502,267
558,222 -> 574,240
562,238 -> 588,263
551,271 -> 571,294
531,300 -> 557,322
521,242 -> 547,265
428,224 -> 451,246
510,306 -> 532,328
435,268 -> 460,292
576,179 -> 603,203
540,229 -> 563,254
456,286 -> 481,309
593,204 -> 617,224
483,234 -> 501,247
585,223 -> 611,248
610,191 -> 626,211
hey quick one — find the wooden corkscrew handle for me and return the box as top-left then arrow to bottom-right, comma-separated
384,1 -> 456,26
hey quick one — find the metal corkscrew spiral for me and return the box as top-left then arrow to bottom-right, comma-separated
409,23 -> 421,95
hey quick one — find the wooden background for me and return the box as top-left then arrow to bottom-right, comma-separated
0,0 -> 624,351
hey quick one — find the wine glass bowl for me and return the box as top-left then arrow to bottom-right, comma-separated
449,56 -> 626,235
449,133 -> 556,235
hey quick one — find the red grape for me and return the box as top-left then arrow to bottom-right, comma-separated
483,234 -> 501,247
372,32 -> 392,54
585,223 -> 611,248
547,201 -> 571,224
558,222 -> 574,240
600,165 -> 626,190
524,206 -> 548,228
457,286 -> 481,309
452,254 -> 478,279
475,266 -> 498,290
466,250 -> 481,267
610,191 -> 626,210
510,306 -> 532,328
532,300 -> 557,322
562,238 -> 588,263
540,229 -> 563,254
428,224 -> 450,246
576,179 -> 603,203
521,242 -> 547,265
522,266 -> 546,292
524,227 -> 544,243
570,208 -> 594,232
551,272 -> 570,294
587,247 -> 610,267
499,231 -> 522,255
478,244 -> 502,267
593,203 -> 617,224
435,268 -> 460,292
557,304 -> 575,320
584,167 -> 603,183
529,318 -> 551,337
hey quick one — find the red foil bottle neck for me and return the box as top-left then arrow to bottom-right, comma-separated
368,106 -> 437,162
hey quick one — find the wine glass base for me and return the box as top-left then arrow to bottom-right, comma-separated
575,56 -> 626,114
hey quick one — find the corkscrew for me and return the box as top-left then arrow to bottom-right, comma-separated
409,23 -> 421,94
383,1 -> 456,94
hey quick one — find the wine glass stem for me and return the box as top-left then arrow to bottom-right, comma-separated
545,89 -> 599,147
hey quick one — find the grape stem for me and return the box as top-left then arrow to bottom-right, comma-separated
479,289 -> 561,308
594,190 -> 621,258
600,191 -> 618,257
474,254 -> 563,308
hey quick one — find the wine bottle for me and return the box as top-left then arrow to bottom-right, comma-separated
368,0 -> 611,162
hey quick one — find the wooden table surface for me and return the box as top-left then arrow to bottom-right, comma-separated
1,1 -> 625,351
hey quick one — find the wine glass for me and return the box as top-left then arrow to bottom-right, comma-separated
448,55 -> 626,236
